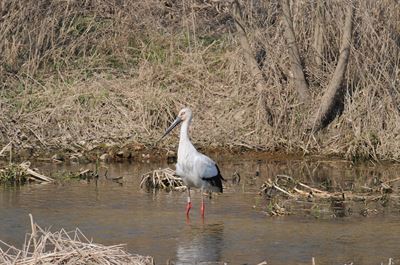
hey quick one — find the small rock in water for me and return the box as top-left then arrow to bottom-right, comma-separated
99,153 -> 109,161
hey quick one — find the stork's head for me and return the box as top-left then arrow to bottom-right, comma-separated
160,107 -> 192,140
177,107 -> 192,122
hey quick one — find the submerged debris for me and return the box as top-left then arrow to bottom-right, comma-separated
74,169 -> 99,180
0,162 -> 53,184
260,175 -> 330,199
54,169 -> 98,181
260,174 -> 400,218
0,214 -> 154,265
140,168 -> 185,191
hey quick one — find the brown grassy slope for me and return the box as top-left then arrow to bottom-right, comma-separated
0,0 -> 399,160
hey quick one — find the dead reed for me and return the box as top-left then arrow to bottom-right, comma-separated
140,168 -> 185,191
260,173 -> 400,217
0,214 -> 154,265
0,0 -> 399,161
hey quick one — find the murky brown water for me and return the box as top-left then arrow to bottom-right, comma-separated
1,154 -> 400,264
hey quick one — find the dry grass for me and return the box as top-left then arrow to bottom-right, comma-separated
0,214 -> 154,265
140,168 -> 185,191
0,0 -> 399,160
260,173 -> 400,218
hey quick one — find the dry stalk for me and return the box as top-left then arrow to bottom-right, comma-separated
0,142 -> 12,157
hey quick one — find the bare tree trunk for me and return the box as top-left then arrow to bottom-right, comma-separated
281,0 -> 310,103
313,0 -> 325,68
310,3 -> 354,132
232,0 -> 273,125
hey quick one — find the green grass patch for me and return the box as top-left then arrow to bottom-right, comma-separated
0,164 -> 30,185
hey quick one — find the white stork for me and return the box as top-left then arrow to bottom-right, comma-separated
160,107 -> 224,217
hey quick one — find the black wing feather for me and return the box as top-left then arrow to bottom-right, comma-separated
202,164 -> 224,193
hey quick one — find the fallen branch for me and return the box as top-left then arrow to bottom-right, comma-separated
272,183 -> 296,198
19,162 -> 54,182
261,178 -> 296,198
297,182 -> 329,196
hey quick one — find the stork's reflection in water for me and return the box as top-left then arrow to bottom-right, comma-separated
174,222 -> 224,264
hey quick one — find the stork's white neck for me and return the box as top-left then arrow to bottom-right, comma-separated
178,118 -> 196,159
179,119 -> 191,144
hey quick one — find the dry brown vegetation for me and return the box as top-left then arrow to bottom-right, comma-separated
0,0 -> 399,161
140,167 -> 186,191
0,215 -> 154,265
260,173 -> 400,218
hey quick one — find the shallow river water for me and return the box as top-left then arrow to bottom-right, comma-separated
1,154 -> 400,264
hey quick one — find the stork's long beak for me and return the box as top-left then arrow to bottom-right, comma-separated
159,117 -> 182,140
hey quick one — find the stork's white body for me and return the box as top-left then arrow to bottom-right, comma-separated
175,119 -> 221,192
161,107 -> 223,217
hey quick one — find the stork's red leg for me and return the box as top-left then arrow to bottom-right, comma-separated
186,201 -> 192,216
186,187 -> 192,216
201,190 -> 205,217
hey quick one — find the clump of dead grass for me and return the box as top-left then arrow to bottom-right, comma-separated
260,174 -> 400,218
140,168 -> 185,191
0,214 -> 154,265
